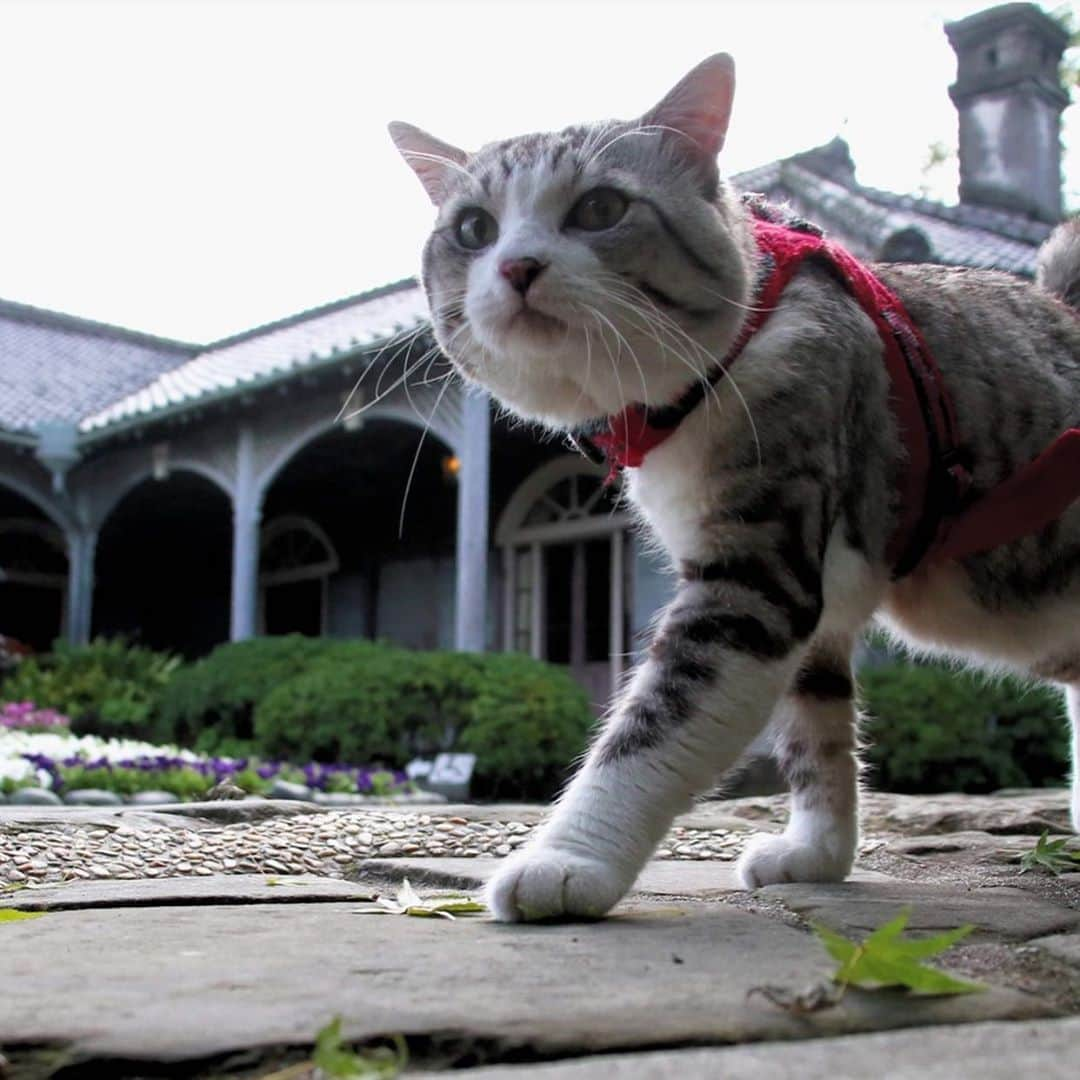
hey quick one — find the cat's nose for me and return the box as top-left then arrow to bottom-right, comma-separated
499,257 -> 546,295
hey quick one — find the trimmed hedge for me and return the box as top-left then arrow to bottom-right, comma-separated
158,636 -> 595,799
155,635 -> 362,752
861,660 -> 1069,794
254,647 -> 593,799
0,638 -> 180,742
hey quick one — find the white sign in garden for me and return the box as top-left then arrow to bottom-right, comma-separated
426,753 -> 476,801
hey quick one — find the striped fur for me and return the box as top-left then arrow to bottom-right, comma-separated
392,55 -> 1080,922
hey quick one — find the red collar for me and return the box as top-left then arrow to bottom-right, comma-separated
574,199 -> 1080,577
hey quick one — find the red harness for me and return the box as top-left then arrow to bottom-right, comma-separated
579,201 -> 1080,578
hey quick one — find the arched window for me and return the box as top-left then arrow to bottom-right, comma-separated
0,519 -> 68,650
496,457 -> 633,707
259,516 -> 340,637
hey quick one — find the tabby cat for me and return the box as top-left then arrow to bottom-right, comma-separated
391,54 -> 1080,922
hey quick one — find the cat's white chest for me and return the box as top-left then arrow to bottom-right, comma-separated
625,424 -> 710,561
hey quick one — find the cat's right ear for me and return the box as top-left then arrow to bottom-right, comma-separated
388,121 -> 469,206
642,53 -> 736,162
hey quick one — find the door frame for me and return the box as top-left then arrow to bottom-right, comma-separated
495,456 -> 633,689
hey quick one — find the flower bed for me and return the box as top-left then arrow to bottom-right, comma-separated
0,728 -> 411,802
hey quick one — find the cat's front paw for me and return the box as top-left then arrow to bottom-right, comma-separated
486,843 -> 629,922
736,832 -> 854,889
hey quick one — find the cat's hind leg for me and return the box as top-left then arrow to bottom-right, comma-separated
737,636 -> 860,887
1065,687 -> 1080,832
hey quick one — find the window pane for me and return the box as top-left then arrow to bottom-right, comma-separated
544,543 -> 573,664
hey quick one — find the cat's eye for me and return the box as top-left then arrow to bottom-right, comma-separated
455,208 -> 499,251
567,188 -> 629,232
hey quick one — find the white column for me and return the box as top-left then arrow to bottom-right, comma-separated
65,528 -> 97,645
230,426 -> 261,641
530,541 -> 544,660
454,391 -> 491,652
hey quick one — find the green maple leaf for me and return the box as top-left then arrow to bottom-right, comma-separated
312,1018 -> 407,1079
1019,831 -> 1080,877
814,908 -> 983,995
0,909 -> 44,923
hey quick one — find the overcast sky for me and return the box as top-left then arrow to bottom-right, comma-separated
0,0 -> 1076,343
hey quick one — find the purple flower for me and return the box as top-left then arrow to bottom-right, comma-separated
1,701 -> 71,731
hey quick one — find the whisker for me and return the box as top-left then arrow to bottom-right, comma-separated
586,276 -> 763,468
398,374 -> 453,539
583,122 -> 698,170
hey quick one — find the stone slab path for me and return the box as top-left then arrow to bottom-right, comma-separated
1,790 -> 1078,1078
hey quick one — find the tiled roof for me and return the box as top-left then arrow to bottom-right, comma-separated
731,137 -> 1053,275
78,280 -> 427,436
0,299 -> 197,437
0,138 -> 1058,444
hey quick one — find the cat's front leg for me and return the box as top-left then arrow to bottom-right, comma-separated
487,557 -> 820,922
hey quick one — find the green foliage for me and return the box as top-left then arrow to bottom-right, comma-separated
311,1018 -> 407,1080
49,761 -> 271,801
1019,830 -> 1080,876
814,909 -> 982,995
57,762 -> 218,800
253,644 -> 593,799
1051,4 -> 1079,90
155,635 -> 355,750
916,139 -> 954,199
860,660 -> 1069,794
0,639 -> 180,741
0,910 -> 45,923
455,651 -> 595,797
133,635 -> 592,796
0,775 -> 35,795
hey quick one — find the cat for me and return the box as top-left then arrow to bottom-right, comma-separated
390,54 -> 1080,922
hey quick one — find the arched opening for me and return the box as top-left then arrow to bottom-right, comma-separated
259,516 -> 340,636
0,486 -> 67,652
261,419 -> 457,648
94,471 -> 231,657
497,456 -> 633,708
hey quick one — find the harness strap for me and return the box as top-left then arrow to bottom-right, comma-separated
934,428 -> 1080,561
574,198 -> 1080,577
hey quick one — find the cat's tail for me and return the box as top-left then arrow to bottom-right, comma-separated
1036,218 -> 1080,311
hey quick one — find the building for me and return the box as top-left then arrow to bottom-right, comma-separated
0,3 -> 1072,708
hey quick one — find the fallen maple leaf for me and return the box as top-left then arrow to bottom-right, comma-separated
814,908 -> 982,995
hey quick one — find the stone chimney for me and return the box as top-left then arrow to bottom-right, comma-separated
945,2 -> 1070,223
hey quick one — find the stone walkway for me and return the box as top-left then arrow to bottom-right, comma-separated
1,791 -> 1078,1077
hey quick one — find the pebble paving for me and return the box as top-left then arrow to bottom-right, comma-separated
0,810 -> 766,885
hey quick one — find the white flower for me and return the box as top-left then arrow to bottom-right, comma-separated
0,730 -> 225,786
0,756 -> 35,783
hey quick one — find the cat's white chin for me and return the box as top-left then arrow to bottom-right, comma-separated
454,357 -> 605,429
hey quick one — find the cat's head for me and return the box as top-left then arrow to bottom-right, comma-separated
390,55 -> 752,429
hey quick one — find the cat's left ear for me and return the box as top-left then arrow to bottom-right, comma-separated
641,53 -> 735,161
388,121 -> 469,205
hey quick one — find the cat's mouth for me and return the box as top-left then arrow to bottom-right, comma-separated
497,303 -> 568,343
511,306 -> 564,331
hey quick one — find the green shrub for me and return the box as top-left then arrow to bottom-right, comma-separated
254,645 -> 594,799
456,651 -> 596,798
252,646 -> 483,766
860,660 -> 1069,794
155,635 -> 364,750
0,638 -> 180,741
